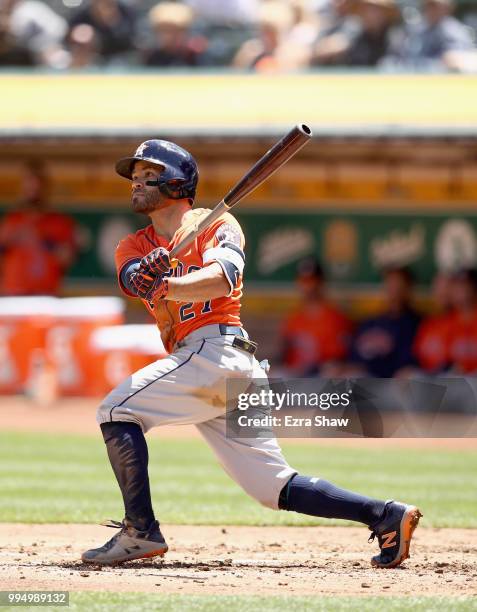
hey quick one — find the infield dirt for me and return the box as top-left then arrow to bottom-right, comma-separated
0,523 -> 476,597
2,397 -> 476,597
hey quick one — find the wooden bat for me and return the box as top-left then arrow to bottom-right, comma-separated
169,123 -> 313,262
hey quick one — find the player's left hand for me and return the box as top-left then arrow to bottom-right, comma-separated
149,275 -> 169,302
140,247 -> 171,276
130,271 -> 169,302
130,271 -> 156,300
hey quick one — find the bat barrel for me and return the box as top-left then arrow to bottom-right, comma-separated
169,123 -> 313,257
223,123 -> 313,208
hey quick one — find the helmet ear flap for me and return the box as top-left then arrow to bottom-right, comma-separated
162,178 -> 188,199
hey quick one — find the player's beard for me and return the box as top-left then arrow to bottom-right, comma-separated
132,189 -> 162,214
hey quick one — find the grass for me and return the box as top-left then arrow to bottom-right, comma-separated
0,431 -> 475,527
60,593 -> 477,612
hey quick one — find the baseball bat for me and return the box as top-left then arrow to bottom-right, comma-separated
169,123 -> 312,260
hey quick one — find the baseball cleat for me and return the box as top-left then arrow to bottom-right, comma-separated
368,500 -> 422,569
81,519 -> 168,565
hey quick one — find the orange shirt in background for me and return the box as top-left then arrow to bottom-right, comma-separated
281,302 -> 352,373
0,210 -> 76,295
446,309 -> 477,373
115,209 -> 243,354
413,313 -> 453,372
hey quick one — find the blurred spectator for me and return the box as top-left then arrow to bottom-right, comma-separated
413,271 -> 454,373
233,0 -> 312,71
69,0 -> 137,63
0,161 -> 77,296
184,0 -> 258,26
384,0 -> 476,71
142,2 -> 206,67
279,257 -> 352,376
288,0 -> 322,47
0,10 -> 35,65
348,267 -> 421,377
311,0 -> 363,65
2,0 -> 67,67
348,0 -> 400,65
312,0 -> 399,66
445,269 -> 477,373
65,23 -> 100,69
180,0 -> 258,66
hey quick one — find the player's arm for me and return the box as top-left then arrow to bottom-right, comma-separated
124,250 -> 233,302
133,217 -> 245,303
166,220 -> 245,301
115,235 -> 146,298
128,257 -> 233,303
167,263 -> 230,301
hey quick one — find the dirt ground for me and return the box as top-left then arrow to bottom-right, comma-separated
1,397 -> 476,597
0,524 -> 476,596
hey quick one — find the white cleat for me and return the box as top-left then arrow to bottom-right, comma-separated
81,520 -> 168,566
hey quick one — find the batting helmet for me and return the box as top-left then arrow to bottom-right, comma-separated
115,140 -> 199,203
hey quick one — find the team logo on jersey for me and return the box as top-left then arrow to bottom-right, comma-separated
216,224 -> 241,246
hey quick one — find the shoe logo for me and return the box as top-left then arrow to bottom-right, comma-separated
381,531 -> 397,548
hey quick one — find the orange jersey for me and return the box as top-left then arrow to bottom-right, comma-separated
446,309 -> 477,373
413,313 -> 453,372
115,209 -> 244,353
0,210 -> 76,295
281,302 -> 352,371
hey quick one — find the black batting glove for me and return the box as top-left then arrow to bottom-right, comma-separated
140,247 -> 171,276
130,271 -> 157,300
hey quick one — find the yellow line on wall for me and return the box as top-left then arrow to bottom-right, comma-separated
1,73 -> 476,129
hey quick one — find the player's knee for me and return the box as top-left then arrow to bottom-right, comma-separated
241,472 -> 297,510
257,496 -> 279,510
246,488 -> 281,510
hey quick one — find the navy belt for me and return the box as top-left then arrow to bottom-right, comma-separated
219,324 -> 245,337
219,325 -> 258,356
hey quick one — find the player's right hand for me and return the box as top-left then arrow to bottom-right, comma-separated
140,247 -> 171,276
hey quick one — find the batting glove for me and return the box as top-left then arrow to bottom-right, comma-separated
140,247 -> 171,276
130,271 -> 169,302
149,276 -> 169,302
130,271 -> 156,300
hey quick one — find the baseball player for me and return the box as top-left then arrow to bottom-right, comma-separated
82,140 -> 421,568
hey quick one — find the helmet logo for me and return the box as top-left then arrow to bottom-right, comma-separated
135,142 -> 148,157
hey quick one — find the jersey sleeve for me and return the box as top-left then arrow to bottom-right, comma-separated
199,213 -> 245,296
198,212 -> 245,253
115,234 -> 144,297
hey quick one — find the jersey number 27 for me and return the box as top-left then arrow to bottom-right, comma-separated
179,265 -> 213,322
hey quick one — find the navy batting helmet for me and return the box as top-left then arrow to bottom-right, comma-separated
115,139 -> 199,203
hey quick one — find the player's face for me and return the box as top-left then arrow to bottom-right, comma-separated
131,161 -> 165,214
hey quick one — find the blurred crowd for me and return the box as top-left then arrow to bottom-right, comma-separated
280,257 -> 477,378
0,0 -> 476,72
0,162 -> 78,296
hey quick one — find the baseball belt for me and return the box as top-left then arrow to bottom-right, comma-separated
218,325 -> 258,356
